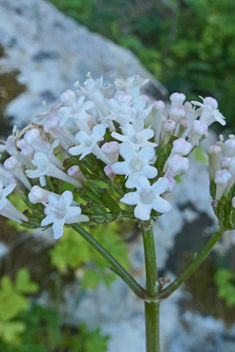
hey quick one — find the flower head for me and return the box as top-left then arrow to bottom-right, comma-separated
41,191 -> 89,239
120,176 -> 171,220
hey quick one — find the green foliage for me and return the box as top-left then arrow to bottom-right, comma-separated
0,304 -> 109,352
192,145 -> 207,164
214,268 -> 235,306
50,223 -> 130,289
48,0 -> 235,130
0,269 -> 39,345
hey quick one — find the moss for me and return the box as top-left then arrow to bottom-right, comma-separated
0,70 -> 26,135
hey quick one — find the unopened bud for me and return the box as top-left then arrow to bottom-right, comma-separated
206,145 -> 222,181
60,90 -> 76,106
168,107 -> 185,123
170,92 -> 186,108
104,165 -> 115,180
101,142 -> 119,164
67,165 -> 85,184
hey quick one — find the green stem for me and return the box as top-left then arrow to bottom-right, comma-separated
72,224 -> 146,299
158,230 -> 223,300
142,225 -> 160,352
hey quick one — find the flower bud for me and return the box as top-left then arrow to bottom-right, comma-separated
177,119 -> 189,137
206,145 -> 222,181
215,169 -> 232,200
224,138 -> 235,157
60,90 -> 76,106
165,155 -> 189,177
104,165 -> 115,180
168,108 -> 185,123
152,101 -> 165,144
162,119 -> 176,146
101,142 -> 119,164
67,165 -> 86,184
189,120 -> 208,147
204,97 -> 218,110
220,157 -> 231,170
28,186 -> 50,204
170,92 -> 186,108
172,138 -> 192,156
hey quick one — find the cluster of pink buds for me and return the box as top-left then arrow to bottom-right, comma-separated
0,74 -> 226,238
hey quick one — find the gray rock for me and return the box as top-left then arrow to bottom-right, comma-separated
0,0 -> 167,127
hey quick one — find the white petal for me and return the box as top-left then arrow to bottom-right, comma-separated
120,191 -> 139,205
60,191 -> 73,206
119,143 -> 136,161
66,214 -> 89,224
151,177 -> 169,195
41,212 -> 54,227
65,206 -> 81,219
112,161 -> 129,175
152,196 -> 171,213
141,165 -> 158,179
68,145 -> 84,156
134,203 -> 152,220
133,175 -> 151,190
138,146 -> 155,163
52,219 -> 65,239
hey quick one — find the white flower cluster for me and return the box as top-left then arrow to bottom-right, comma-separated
207,135 -> 235,201
0,74 -> 226,237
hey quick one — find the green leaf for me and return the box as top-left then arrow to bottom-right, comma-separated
82,269 -> 100,290
0,321 -> 26,344
15,269 -> 39,294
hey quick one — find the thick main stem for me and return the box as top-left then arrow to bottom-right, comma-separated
142,225 -> 160,352
72,224 -> 146,299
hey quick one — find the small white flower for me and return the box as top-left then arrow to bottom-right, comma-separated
0,125 -> 18,156
114,75 -> 149,99
41,191 -> 89,239
58,95 -> 94,127
68,124 -> 111,164
191,96 -> 226,126
112,143 -> 157,188
120,175 -> 171,220
4,156 -> 32,190
44,115 -> 77,149
206,145 -> 222,181
0,181 -> 28,223
189,120 -> 208,147
111,123 -> 157,150
26,152 -> 81,188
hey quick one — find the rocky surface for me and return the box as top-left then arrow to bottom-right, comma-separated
0,0 -> 167,128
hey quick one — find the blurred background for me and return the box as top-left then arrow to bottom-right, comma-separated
1,0 -> 235,351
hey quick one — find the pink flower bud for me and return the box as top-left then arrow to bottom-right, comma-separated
170,92 -> 186,108
28,185 -> 50,204
4,156 -> 18,170
211,200 -> 218,207
204,97 -> 218,110
168,108 -> 186,123
17,139 -> 27,150
67,165 -> 85,184
220,157 -> 231,169
104,165 -> 115,180
166,155 -> 189,177
215,169 -> 232,184
164,119 -> 176,132
101,142 -> 119,164
153,100 -> 165,111
60,90 -> 76,106
172,138 -> 192,156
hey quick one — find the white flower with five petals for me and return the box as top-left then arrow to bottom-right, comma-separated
112,143 -> 157,188
111,123 -> 157,150
120,175 -> 171,220
41,191 -> 89,239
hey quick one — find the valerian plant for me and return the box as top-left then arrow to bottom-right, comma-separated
0,73 -> 232,351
